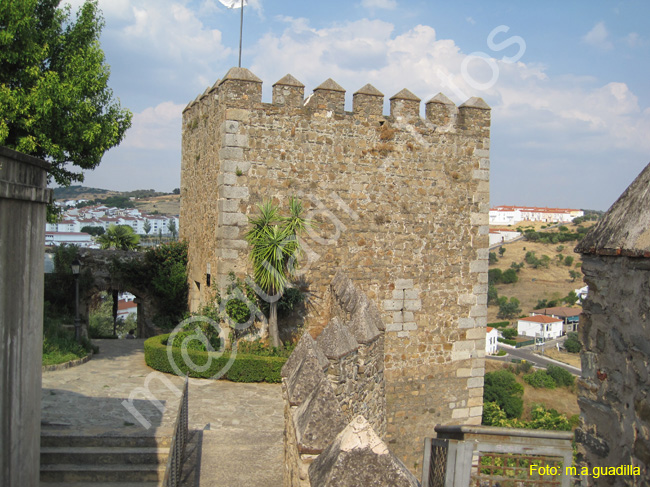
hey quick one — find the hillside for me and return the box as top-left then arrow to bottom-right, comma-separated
51,187 -> 181,216
488,220 -> 598,322
485,360 -> 579,420
53,185 -> 116,200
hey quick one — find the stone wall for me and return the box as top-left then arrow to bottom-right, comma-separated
575,161 -> 650,486
0,146 -> 52,487
280,274 -> 416,487
181,67 -> 490,471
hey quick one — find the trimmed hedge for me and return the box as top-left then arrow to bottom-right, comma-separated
144,334 -> 286,383
498,337 -> 517,346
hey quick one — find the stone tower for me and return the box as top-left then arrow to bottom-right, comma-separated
181,67 -> 490,471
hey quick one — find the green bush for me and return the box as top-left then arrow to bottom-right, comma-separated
523,370 -> 556,389
496,350 -> 507,356
564,332 -> 582,353
501,328 -> 518,340
144,334 -> 286,383
498,337 -> 516,346
516,360 -> 533,375
483,370 -> 524,419
488,268 -> 503,285
547,365 -> 575,387
501,268 -> 519,284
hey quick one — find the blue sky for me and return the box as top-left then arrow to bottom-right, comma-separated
64,0 -> 650,211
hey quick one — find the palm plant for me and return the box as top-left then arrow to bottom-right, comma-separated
97,224 -> 140,250
245,198 -> 310,347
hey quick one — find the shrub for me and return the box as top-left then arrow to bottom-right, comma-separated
502,328 -> 518,340
516,360 -> 533,374
501,268 -> 518,284
523,370 -> 556,389
483,370 -> 524,419
488,268 -> 503,285
144,334 -> 286,383
564,335 -> 582,353
487,284 -> 499,306
489,252 -> 498,265
496,350 -> 507,356
498,337 -> 516,346
564,256 -> 574,266
547,365 -> 575,387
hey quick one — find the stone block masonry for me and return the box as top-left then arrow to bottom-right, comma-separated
181,67 -> 490,475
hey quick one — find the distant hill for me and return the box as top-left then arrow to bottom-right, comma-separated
53,185 -> 113,199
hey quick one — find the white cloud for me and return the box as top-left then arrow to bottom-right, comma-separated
466,17 -> 476,25
361,0 -> 398,10
582,21 -> 613,50
123,101 -> 185,150
250,17 -> 650,166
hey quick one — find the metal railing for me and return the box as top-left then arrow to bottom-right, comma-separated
422,425 -> 574,487
164,377 -> 189,487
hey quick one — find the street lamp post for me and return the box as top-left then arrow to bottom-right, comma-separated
71,258 -> 81,342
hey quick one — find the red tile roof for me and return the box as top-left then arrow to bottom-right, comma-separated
519,315 -> 563,324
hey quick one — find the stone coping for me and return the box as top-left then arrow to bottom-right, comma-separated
42,351 -> 93,372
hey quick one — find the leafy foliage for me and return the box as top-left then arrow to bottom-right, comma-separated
546,365 -> 575,387
112,241 -> 189,328
98,224 -> 139,250
564,332 -> 582,353
0,0 -> 132,185
245,197 -> 311,347
502,328 -> 518,340
483,402 -> 571,431
80,225 -> 104,236
489,252 -> 498,265
483,370 -> 524,419
523,370 -> 556,389
497,296 -> 521,319
144,334 -> 286,383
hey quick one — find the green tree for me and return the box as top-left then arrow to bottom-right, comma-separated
498,246 -> 506,257
245,198 -> 311,348
564,332 -> 582,353
168,219 -> 177,239
564,255 -> 574,267
80,225 -> 104,236
501,268 -> 518,284
497,297 -> 521,320
97,224 -> 139,250
564,290 -> 579,306
569,270 -> 581,282
0,0 -> 132,185
483,370 -> 524,419
489,252 -> 498,265
143,219 -> 151,235
487,284 -> 499,306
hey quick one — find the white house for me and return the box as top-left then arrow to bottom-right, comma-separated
489,206 -> 584,226
489,228 -> 522,246
517,315 -> 563,341
486,327 -> 499,355
45,232 -> 95,248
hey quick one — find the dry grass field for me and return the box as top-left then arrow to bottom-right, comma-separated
487,220 -> 598,322
485,359 -> 580,420
542,348 -> 582,368
134,194 -> 180,215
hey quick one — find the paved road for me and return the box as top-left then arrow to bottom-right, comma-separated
42,339 -> 284,487
497,344 -> 581,376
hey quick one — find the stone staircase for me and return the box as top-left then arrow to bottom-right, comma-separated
40,430 -> 173,486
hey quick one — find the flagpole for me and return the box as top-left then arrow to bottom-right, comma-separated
238,0 -> 244,67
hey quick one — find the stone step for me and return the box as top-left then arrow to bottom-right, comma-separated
41,446 -> 169,465
40,463 -> 166,483
41,483 -> 159,487
41,431 -> 173,448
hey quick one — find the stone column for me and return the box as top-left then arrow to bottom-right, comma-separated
0,146 -> 52,487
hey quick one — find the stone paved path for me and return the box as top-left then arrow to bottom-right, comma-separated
41,339 -> 284,486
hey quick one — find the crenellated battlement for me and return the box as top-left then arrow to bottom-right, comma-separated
183,67 -> 490,132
